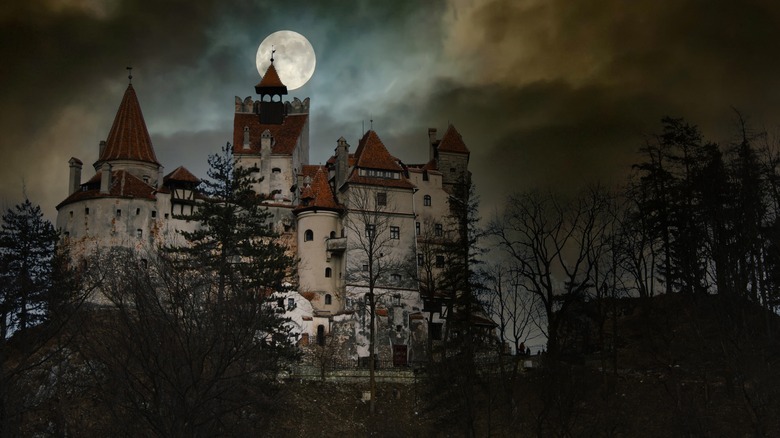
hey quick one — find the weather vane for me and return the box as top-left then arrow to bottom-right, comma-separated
271,45 -> 275,63
126,66 -> 133,84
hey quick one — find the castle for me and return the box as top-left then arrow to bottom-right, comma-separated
56,61 -> 483,366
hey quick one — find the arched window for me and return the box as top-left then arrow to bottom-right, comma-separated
325,294 -> 332,305
329,231 -> 336,239
304,229 -> 313,241
325,267 -> 332,278
423,195 -> 432,206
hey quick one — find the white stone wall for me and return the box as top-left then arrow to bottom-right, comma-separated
297,210 -> 344,311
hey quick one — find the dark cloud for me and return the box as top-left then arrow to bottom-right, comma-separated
3,0 -> 780,221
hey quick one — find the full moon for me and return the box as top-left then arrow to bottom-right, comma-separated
255,31 -> 316,91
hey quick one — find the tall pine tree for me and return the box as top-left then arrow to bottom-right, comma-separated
0,199 -> 58,339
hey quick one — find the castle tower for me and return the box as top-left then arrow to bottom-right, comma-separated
93,83 -> 162,187
56,80 -> 199,268
293,166 -> 344,314
432,124 -> 471,194
233,58 -> 310,204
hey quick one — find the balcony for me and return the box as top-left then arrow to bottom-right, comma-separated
326,237 -> 347,253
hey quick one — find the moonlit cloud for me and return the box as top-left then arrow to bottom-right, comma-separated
3,0 -> 780,221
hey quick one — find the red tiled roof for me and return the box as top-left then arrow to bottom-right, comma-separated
232,113 -> 307,156
295,165 -> 342,213
256,63 -> 286,89
164,166 -> 200,184
96,85 -> 160,166
56,170 -> 156,209
437,124 -> 470,155
345,131 -> 415,189
353,130 -> 403,171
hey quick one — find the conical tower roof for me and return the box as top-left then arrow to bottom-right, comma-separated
255,62 -> 288,96
96,84 -> 160,166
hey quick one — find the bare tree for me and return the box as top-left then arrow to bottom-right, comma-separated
343,185 -> 411,414
76,249 -> 297,436
490,188 -> 611,356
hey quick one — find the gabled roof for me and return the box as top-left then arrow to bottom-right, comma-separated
233,112 -> 307,156
353,130 -> 403,171
295,165 -> 342,213
254,63 -> 288,95
56,170 -> 156,209
437,124 -> 470,155
96,84 -> 160,166
345,130 -> 415,189
163,166 -> 200,184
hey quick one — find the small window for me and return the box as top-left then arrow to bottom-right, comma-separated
365,224 -> 375,238
277,298 -> 285,308
288,297 -> 295,309
272,167 -> 282,174
151,210 -> 157,218
394,294 -> 401,305
85,207 -> 89,215
304,229 -> 314,241
435,223 -> 443,237
396,325 -> 402,332
417,254 -> 424,266
435,255 -> 445,268
136,229 -> 142,239
325,294 -> 332,305
136,208 -> 141,215
329,231 -> 336,239
423,195 -> 431,206
69,211 -> 73,218
390,226 -> 400,240
415,222 -> 420,236
376,192 -> 387,206
116,209 -> 122,217
423,170 -> 429,181
164,213 -> 169,219
140,259 -> 148,269
325,267 -> 332,278
362,264 -> 369,272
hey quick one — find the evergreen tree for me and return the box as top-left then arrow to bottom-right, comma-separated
170,143 -> 292,300
0,199 -> 58,339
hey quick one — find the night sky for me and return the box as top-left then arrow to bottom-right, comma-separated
3,0 -> 780,220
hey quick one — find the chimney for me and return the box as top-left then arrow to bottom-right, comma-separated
68,157 -> 83,195
335,136 -> 349,189
100,162 -> 112,194
428,128 -> 437,161
99,140 -> 106,157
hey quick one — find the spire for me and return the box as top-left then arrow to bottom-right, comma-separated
255,56 -> 288,96
96,84 -> 160,166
